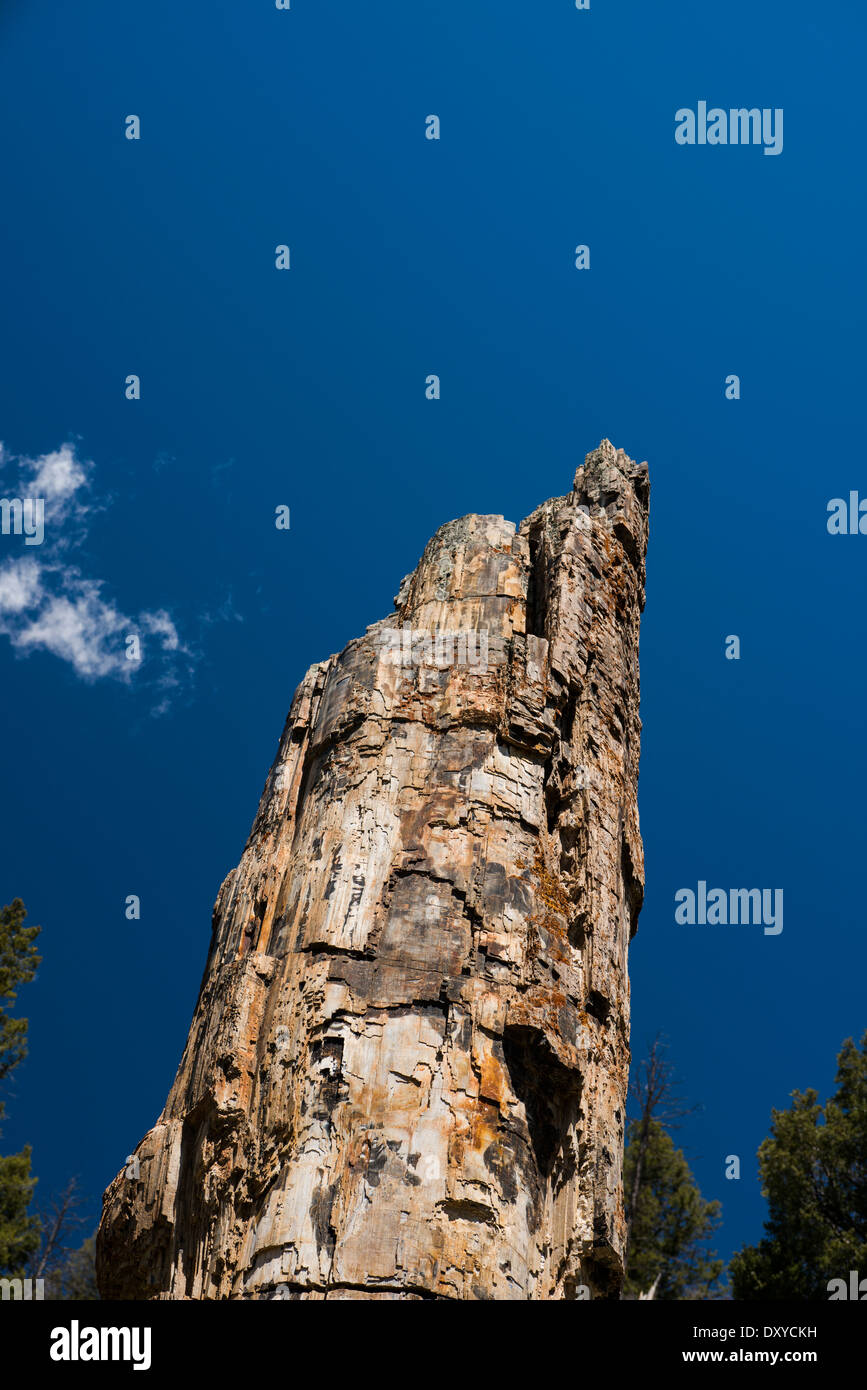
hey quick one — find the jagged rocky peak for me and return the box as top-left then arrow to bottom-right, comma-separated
97,441 -> 649,1301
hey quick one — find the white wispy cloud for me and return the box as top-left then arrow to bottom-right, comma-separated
0,440 -> 192,694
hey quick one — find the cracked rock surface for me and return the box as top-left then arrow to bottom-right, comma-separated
97,440 -> 649,1300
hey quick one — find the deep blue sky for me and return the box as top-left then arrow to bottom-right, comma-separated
1,0 -> 864,1273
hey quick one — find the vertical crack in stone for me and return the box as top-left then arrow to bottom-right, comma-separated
97,440 -> 649,1301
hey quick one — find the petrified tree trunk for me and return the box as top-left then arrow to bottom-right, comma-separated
97,440 -> 649,1301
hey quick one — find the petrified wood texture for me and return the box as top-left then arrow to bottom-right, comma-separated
97,440 -> 649,1300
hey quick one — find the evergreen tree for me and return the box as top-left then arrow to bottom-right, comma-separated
623,1117 -> 725,1299
730,1032 -> 867,1301
0,897 -> 42,1275
30,1177 -> 100,1299
0,1146 -> 39,1273
625,1034 -> 696,1257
